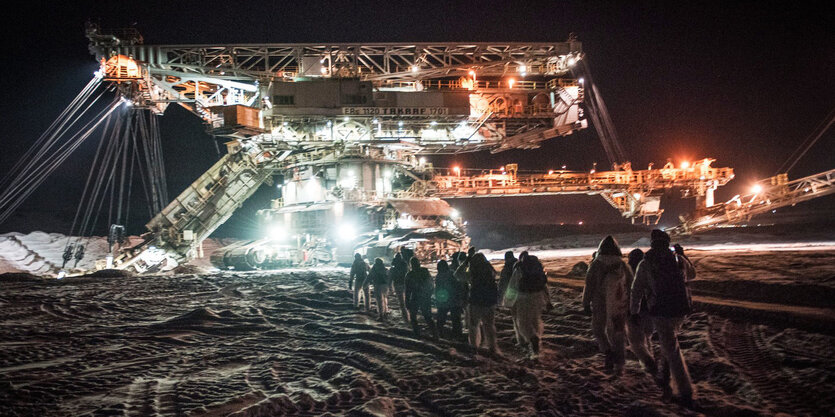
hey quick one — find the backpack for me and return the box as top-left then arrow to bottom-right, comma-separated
646,249 -> 692,317
518,258 -> 547,293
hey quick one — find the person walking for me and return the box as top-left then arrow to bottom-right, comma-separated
509,251 -> 549,359
626,248 -> 656,374
369,258 -> 390,321
450,251 -> 462,273
454,248 -> 473,331
583,236 -> 631,375
631,229 -> 695,406
674,244 -> 696,282
466,253 -> 500,354
497,251 -> 517,306
389,253 -> 410,324
435,259 -> 464,339
349,253 -> 370,311
405,256 -> 438,339
627,248 -> 644,276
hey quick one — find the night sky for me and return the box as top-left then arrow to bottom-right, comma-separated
0,1 -> 832,237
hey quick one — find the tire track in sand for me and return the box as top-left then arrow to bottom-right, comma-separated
711,318 -> 827,416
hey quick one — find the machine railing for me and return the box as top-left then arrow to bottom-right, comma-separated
674,168 -> 835,233
383,79 -> 579,91
429,159 -> 734,224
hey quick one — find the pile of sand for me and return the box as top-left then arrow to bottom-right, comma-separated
0,231 -> 235,277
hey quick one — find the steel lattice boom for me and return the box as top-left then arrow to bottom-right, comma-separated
86,24 -> 588,154
673,168 -> 835,234
423,158 -> 734,224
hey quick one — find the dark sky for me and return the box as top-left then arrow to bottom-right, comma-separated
0,1 -> 833,236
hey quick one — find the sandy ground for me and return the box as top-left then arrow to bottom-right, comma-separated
0,232 -> 235,277
2,242 -> 834,416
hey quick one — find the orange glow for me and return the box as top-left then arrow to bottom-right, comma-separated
507,78 -> 516,88
681,161 -> 690,169
104,55 -> 141,79
460,77 -> 474,90
751,184 -> 763,193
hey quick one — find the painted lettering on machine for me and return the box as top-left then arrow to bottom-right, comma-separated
342,107 -> 451,116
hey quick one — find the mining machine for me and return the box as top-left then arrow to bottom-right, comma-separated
671,168 -> 835,234
84,25 -> 736,272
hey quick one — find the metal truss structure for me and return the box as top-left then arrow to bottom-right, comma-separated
78,25 -> 762,272
86,24 -> 587,155
673,168 -> 835,234
87,25 -> 582,81
418,159 -> 735,224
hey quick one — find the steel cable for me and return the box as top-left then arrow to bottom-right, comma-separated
0,100 -> 121,225
775,106 -> 835,175
0,77 -> 101,188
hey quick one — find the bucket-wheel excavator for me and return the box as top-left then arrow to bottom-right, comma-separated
85,25 -> 593,272
81,25 -> 750,272
2,26 -> 829,275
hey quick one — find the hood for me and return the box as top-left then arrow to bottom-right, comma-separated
593,253 -> 623,266
627,248 -> 644,271
650,239 -> 670,251
596,235 -> 622,257
651,229 -> 671,245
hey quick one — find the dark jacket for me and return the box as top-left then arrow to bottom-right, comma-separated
517,256 -> 548,293
497,257 -> 516,303
369,263 -> 388,287
350,258 -> 369,287
389,257 -> 408,289
435,270 -> 464,309
627,248 -> 644,273
405,267 -> 433,309
467,257 -> 498,307
631,241 -> 692,318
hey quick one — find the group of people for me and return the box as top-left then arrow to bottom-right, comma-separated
582,229 -> 695,406
348,247 -> 551,359
348,228 -> 696,405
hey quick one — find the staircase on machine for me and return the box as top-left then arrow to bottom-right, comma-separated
113,145 -> 275,271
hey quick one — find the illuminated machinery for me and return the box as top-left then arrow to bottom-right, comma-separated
424,159 -> 735,225
671,168 -> 835,234
86,25 -> 588,271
